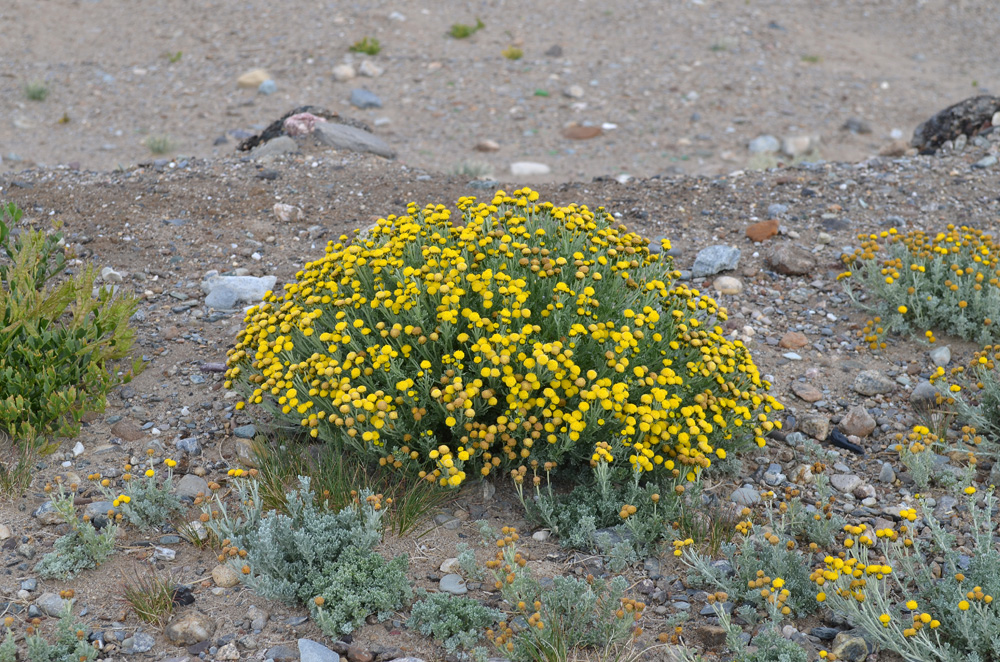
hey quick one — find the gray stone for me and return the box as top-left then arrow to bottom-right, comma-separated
267,644 -> 299,661
83,500 -> 117,528
798,413 -> 831,441
217,642 -> 241,660
853,370 -> 895,396
250,136 -> 300,160
932,495 -> 958,520
839,405 -> 876,438
165,611 -> 216,645
748,135 -> 780,153
174,474 -> 209,499
36,592 -> 69,617
204,286 -> 240,310
314,123 -> 396,159
176,437 -> 201,455
973,155 -> 997,169
440,573 -> 468,595
767,203 -> 788,217
830,474 -> 862,494
233,424 -> 257,439
349,88 -> 382,109
248,605 -> 269,631
122,631 -> 156,654
929,345 -> 951,367
878,462 -> 896,484
766,244 -> 816,276
299,638 -> 340,662
258,80 -> 277,95
33,501 -> 63,526
910,382 -> 939,411
730,485 -> 760,506
21,578 -> 37,592
831,631 -> 869,662
202,275 -> 277,308
691,245 -> 740,278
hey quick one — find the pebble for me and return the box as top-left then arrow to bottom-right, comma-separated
973,155 -> 997,169
853,370 -> 895,396
767,203 -> 788,217
202,275 -> 277,309
0,524 -> 11,540
839,405 -> 876,437
153,546 -> 176,561
730,485 -> 761,506
299,638 -> 341,662
349,88 -> 382,109
830,474 -> 862,494
791,382 -> 823,402
712,276 -> 743,295
909,382 -> 939,411
101,266 -> 123,282
475,139 -> 500,152
563,85 -> 585,99
122,632 -> 156,654
274,203 -> 304,223
745,219 -> 779,242
34,501 -> 64,526
258,79 -> 277,95
165,611 -> 216,645
268,644 -> 300,662
782,352 -> 802,361
212,564 -> 242,588
233,424 -> 257,439
358,60 -> 384,77
531,529 -> 550,542
21,578 -> 37,591
439,558 -> 462,574
250,136 -> 300,159
748,135 -> 780,153
439,574 -> 468,595
332,64 -> 356,81
779,331 -> 809,349
176,437 -> 201,455
36,592 -> 69,617
798,413 -> 831,441
217,642 -> 241,660
510,161 -> 551,176
237,69 -> 270,89
765,244 -> 816,276
878,462 -> 896,484
929,345 -> 951,367
314,123 -> 396,159
175,474 -> 209,498
691,245 -> 740,278
782,135 -> 815,157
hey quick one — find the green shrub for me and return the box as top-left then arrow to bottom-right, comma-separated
408,591 -> 502,655
449,19 -> 484,39
349,37 -> 381,55
841,225 -> 1000,344
1,602 -> 98,662
501,46 -> 523,60
812,490 -> 1000,662
24,81 -> 49,101
224,189 -> 781,495
203,474 -> 410,637
144,135 -> 173,155
0,202 -> 141,454
93,453 -> 183,529
34,482 -> 117,579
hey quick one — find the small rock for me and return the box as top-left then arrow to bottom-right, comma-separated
713,276 -> 743,295
439,574 -> 467,595
791,464 -> 814,485
111,419 -> 146,442
33,501 -> 64,526
767,203 -> 788,217
798,413 -> 831,441
532,530 -> 550,542
274,203 -> 304,223
237,69 -> 270,89
879,140 -> 910,157
973,155 -> 997,169
782,135 -> 815,157
177,437 -> 202,455
839,405 -> 876,438
299,638 -> 341,662
202,275 -> 277,308
248,605 -> 269,631
165,611 -> 216,646
831,632 -> 869,662
217,642 -> 241,660
153,546 -> 176,561
745,219 -> 779,243
358,60 -> 383,78
730,485 -> 760,506
212,564 -> 242,588
748,135 -> 780,153
0,524 -> 11,540
562,124 -> 602,140
440,558 -> 462,574
545,44 -> 564,57
346,646 -> 373,662
268,645 -> 300,662
691,245 -> 740,278
910,382 -> 939,411
175,474 -> 210,499
878,462 -> 896,484
830,474 -> 863,494
349,88 -> 382,109
510,162 -> 551,176
314,123 -> 396,159
122,632 -> 156,654
842,118 -> 872,134
233,424 -> 257,439
475,139 -> 500,152
36,592 -> 70,617
929,346 -> 951,367
258,80 -> 277,95
766,244 -> 816,276
790,381 -> 823,403
779,331 -> 809,349
563,85 -> 585,99
101,266 -> 123,283
332,64 -> 356,81
853,370 -> 895,396
250,135 -> 300,160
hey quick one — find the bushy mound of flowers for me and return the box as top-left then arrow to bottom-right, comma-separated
225,189 -> 781,487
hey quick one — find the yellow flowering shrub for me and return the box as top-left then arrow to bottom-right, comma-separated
225,189 -> 781,487
841,225 -> 1000,344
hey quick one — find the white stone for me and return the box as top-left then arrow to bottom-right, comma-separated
531,529 -> 550,542
72,441 -> 85,456
440,558 -> 462,574
332,64 -> 356,82
563,85 -> 585,99
212,563 -> 241,588
358,60 -> 383,77
510,161 -> 551,176
237,69 -> 270,89
273,203 -> 304,223
713,276 -> 743,295
101,266 -> 123,282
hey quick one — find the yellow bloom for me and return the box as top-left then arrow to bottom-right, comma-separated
145,469 -> 155,478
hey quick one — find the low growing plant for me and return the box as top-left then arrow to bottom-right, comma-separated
120,564 -> 176,627
0,202 -> 141,455
349,37 -> 381,55
201,474 -> 410,637
501,46 -> 523,60
0,603 -> 98,662
92,451 -> 184,529
34,481 -> 117,579
24,81 -> 49,101
144,135 -> 173,155
408,591 -> 502,657
449,18 -> 484,39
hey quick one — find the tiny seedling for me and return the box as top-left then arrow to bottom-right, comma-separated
145,135 -> 173,155
349,37 -> 381,55
25,81 -> 49,101
168,51 -> 183,63
502,46 -> 523,61
449,18 -> 484,39
801,54 -> 821,63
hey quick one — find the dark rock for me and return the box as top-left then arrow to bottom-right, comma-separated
910,95 -> 1000,153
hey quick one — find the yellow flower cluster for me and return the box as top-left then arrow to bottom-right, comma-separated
224,189 -> 781,487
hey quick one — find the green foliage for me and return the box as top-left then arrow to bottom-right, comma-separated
24,81 -> 49,101
0,628 -> 15,662
502,46 -> 524,61
95,455 -> 183,529
204,475 -> 410,637
933,348 -> 1000,460
349,37 -> 381,55
0,435 -> 35,496
841,225 -> 1000,344
408,591 -> 502,654
449,18 -> 484,39
144,135 -> 173,155
120,564 -> 176,626
740,629 -> 809,662
24,603 -> 98,662
34,482 -> 116,579
0,202 -> 141,455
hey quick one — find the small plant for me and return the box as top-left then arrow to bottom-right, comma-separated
482,526 -> 645,661
201,474 -> 410,637
144,135 -> 173,155
699,598 -> 808,662
501,46 -> 523,60
34,481 -> 117,579
24,81 -> 49,101
811,490 -> 1000,662
168,51 -> 183,63
93,451 -> 184,529
841,225 -> 1000,345
1,602 -> 98,662
349,37 -> 381,55
450,160 -> 494,179
0,432 -> 34,496
120,564 -> 176,626
449,18 -> 484,39
933,347 -> 1000,459
407,591 -> 502,656
0,202 -> 141,455
800,54 -> 821,63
